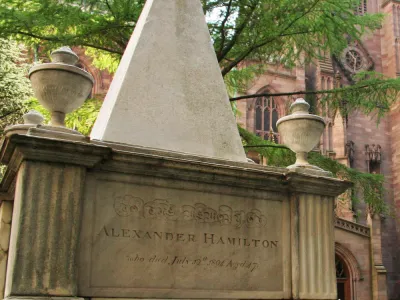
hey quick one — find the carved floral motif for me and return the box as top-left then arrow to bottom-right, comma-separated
114,195 -> 267,229
114,195 -> 144,217
144,199 -> 178,220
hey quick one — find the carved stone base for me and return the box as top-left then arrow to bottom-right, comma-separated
287,163 -> 333,177
4,124 -> 88,142
4,125 -> 36,137
27,125 -> 88,142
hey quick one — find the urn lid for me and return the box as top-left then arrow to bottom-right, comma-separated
290,98 -> 310,115
23,110 -> 44,125
28,47 -> 94,84
51,46 -> 79,65
276,98 -> 325,126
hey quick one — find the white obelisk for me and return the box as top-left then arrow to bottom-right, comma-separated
91,0 -> 247,162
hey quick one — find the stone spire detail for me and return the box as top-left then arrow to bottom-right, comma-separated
90,0 -> 247,162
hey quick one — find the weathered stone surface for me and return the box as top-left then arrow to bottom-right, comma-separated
5,161 -> 86,297
78,175 -> 291,298
0,201 -> 13,297
90,0 -> 246,162
291,194 -> 337,299
0,134 -> 352,300
0,136 -> 110,298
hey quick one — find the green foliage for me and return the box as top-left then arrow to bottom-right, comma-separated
319,71 -> 400,122
0,165 -> 5,180
26,97 -> 102,135
1,0 -> 390,121
85,47 -> 120,73
224,64 -> 266,97
204,0 -> 382,75
0,38 -> 32,135
239,126 -> 295,166
0,0 -> 383,76
0,0 -> 143,55
239,126 -> 388,215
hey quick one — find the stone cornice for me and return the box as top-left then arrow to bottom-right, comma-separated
0,134 -> 352,199
0,134 -> 111,168
0,134 -> 111,195
286,172 -> 352,197
96,143 -> 351,197
334,217 -> 370,237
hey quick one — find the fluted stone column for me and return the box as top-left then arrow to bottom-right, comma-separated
0,201 -> 12,298
0,135 -> 110,299
289,173 -> 350,300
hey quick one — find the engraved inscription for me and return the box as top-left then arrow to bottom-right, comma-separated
85,181 -> 285,294
126,253 -> 260,273
102,227 -> 279,249
114,195 -> 268,228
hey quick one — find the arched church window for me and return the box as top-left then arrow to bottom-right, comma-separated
336,255 -> 351,300
354,0 -> 367,15
254,96 -> 279,142
336,257 -> 347,279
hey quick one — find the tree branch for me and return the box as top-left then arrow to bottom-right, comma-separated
217,3 -> 257,62
15,31 -> 124,54
217,0 -> 233,57
221,0 -> 322,76
0,109 -> 20,120
229,84 -> 370,101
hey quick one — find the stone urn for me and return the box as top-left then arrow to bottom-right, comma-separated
277,98 -> 331,176
28,47 -> 94,127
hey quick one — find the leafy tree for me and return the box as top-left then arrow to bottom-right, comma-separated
0,0 -> 381,71
1,0 -> 397,116
0,38 -> 32,135
0,38 -> 32,178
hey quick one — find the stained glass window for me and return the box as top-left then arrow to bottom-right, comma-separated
254,96 -> 279,142
335,256 -> 347,279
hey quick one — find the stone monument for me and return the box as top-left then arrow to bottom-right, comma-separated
0,1 -> 351,300
90,0 -> 246,162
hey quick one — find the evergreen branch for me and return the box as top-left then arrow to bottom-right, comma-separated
221,0 -> 322,75
216,0 -> 233,57
230,72 -> 400,121
230,89 -> 334,101
14,31 -> 124,55
217,3 -> 257,62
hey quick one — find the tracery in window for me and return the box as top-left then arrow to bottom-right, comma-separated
255,96 -> 279,142
345,50 -> 363,71
365,144 -> 382,174
354,0 -> 367,15
336,256 -> 347,279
